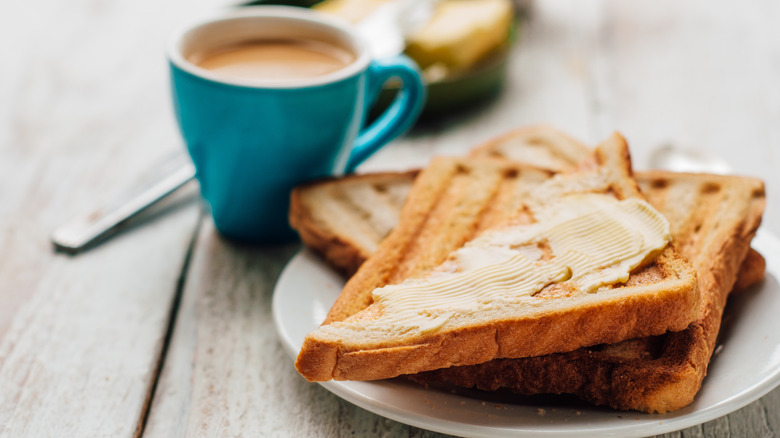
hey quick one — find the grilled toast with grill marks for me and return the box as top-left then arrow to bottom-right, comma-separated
413,169 -> 765,413
289,126 -> 765,412
294,133 -> 700,383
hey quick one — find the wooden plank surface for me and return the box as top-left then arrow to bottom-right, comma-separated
0,0 -> 219,436
2,0 -> 778,436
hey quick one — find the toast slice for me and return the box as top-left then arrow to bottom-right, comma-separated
295,133 -> 700,383
289,126 -> 765,412
414,169 -> 765,413
290,171 -> 417,278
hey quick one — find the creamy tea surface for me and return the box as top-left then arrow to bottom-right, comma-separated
190,38 -> 355,82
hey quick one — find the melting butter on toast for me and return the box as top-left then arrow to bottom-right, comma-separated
294,133 -> 699,383
288,125 -> 765,412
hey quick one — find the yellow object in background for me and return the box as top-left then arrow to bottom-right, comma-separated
406,0 -> 513,77
314,0 -> 514,80
312,0 -> 389,23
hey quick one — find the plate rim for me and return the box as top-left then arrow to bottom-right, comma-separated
272,229 -> 780,437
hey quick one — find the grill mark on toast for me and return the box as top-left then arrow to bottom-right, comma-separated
328,186 -> 394,252
321,167 -> 457,323
386,163 -> 461,285
349,183 -> 407,239
471,169 -> 510,234
392,162 -> 503,282
700,182 -> 720,195
289,172 -> 418,279
374,179 -> 414,210
478,167 -> 551,231
649,178 -> 669,190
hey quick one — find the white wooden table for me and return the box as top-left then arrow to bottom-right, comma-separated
1,0 -> 778,436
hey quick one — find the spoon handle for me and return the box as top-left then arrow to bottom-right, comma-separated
51,154 -> 196,254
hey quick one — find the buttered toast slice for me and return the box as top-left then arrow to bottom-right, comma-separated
415,169 -> 765,413
289,126 -> 765,411
294,134 -> 699,382
430,128 -> 767,412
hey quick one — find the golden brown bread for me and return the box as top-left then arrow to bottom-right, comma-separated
469,124 -> 591,170
409,130 -> 767,413
291,176 -> 764,293
733,247 -> 766,293
294,133 -> 700,383
414,170 -> 765,413
288,125 -> 586,280
290,171 -> 417,278
319,159 -> 554,324
288,125 -> 765,412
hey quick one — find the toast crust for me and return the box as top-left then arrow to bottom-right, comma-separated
415,198 -> 763,412
733,247 -> 765,292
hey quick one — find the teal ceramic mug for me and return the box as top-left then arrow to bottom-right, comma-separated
167,7 -> 425,243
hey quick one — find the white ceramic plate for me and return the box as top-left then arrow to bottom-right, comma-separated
273,230 -> 780,437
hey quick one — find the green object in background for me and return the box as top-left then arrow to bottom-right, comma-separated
379,33 -> 514,118
373,21 -> 516,119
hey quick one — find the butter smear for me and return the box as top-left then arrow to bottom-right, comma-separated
368,193 -> 671,332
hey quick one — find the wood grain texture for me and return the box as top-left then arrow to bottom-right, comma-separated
593,0 -> 780,236
0,0 -> 217,436
143,220 -> 461,438
142,221 -> 300,437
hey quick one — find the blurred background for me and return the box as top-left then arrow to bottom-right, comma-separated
5,0 -> 776,221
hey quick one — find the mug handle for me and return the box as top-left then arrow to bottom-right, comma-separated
344,55 -> 426,172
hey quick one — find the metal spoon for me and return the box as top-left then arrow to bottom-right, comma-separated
648,143 -> 732,174
51,154 -> 195,254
